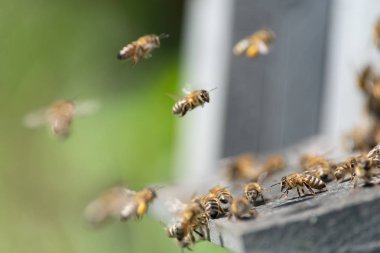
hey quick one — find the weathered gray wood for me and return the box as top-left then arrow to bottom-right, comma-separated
152,136 -> 380,253
223,0 -> 330,156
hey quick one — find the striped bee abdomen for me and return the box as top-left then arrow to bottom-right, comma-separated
304,174 -> 326,189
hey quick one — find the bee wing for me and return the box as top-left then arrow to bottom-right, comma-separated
368,143 -> 380,158
120,201 -> 138,221
233,38 -> 250,55
84,186 -> 136,226
74,99 -> 100,118
23,108 -> 49,129
166,93 -> 181,101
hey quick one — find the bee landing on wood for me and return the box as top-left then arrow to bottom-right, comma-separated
228,197 -> 257,220
117,33 -> 169,65
23,99 -> 100,139
172,88 -> 216,117
233,29 -> 275,58
277,173 -> 326,198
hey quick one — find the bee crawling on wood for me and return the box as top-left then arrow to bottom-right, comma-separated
117,33 -> 169,64
172,88 -> 216,117
24,99 -> 100,139
228,197 -> 257,220
333,157 -> 357,183
233,29 -> 275,58
225,153 -> 258,181
244,182 -> 266,205
208,186 -> 233,213
300,154 -> 333,182
199,195 -> 225,219
352,155 -> 380,188
83,185 -> 156,226
274,173 -> 327,198
167,198 -> 208,248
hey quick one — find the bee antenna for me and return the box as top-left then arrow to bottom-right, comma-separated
209,87 -> 218,92
270,182 -> 280,187
159,33 -> 170,39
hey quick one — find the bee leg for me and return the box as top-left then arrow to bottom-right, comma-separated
304,183 -> 315,195
296,186 -> 302,198
260,194 -> 265,203
189,231 -> 196,244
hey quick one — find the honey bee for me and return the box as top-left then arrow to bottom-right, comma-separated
167,200 -> 206,246
333,157 -> 357,182
172,88 -> 216,117
84,185 -> 133,226
353,155 -> 380,187
233,29 -> 275,58
208,186 -> 233,213
244,182 -> 265,204
278,173 -> 326,198
225,153 -> 258,181
24,99 -> 100,138
200,195 -> 225,219
119,187 -> 157,221
261,154 -> 286,176
300,154 -> 332,181
117,34 -> 168,65
373,19 -> 380,49
228,197 -> 257,220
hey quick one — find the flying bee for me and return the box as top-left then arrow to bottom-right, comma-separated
228,197 -> 257,220
208,186 -> 233,213
373,19 -> 380,50
225,153 -> 258,181
233,29 -> 275,58
200,194 -> 225,219
84,185 -> 133,226
117,34 -> 169,65
172,88 -> 216,117
300,154 -> 332,181
119,187 -> 157,221
275,173 -> 326,198
23,99 -> 100,138
244,182 -> 265,205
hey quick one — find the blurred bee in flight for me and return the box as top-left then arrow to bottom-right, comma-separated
117,33 -> 169,65
23,99 -> 100,139
233,29 -> 275,58
84,185 -> 157,226
172,88 -> 216,117
273,173 -> 326,198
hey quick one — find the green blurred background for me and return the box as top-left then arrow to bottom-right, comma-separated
0,0 -> 228,252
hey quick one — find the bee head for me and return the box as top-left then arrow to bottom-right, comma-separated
199,90 -> 210,103
146,188 -> 157,200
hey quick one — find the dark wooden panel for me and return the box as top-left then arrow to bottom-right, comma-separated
223,0 -> 330,156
